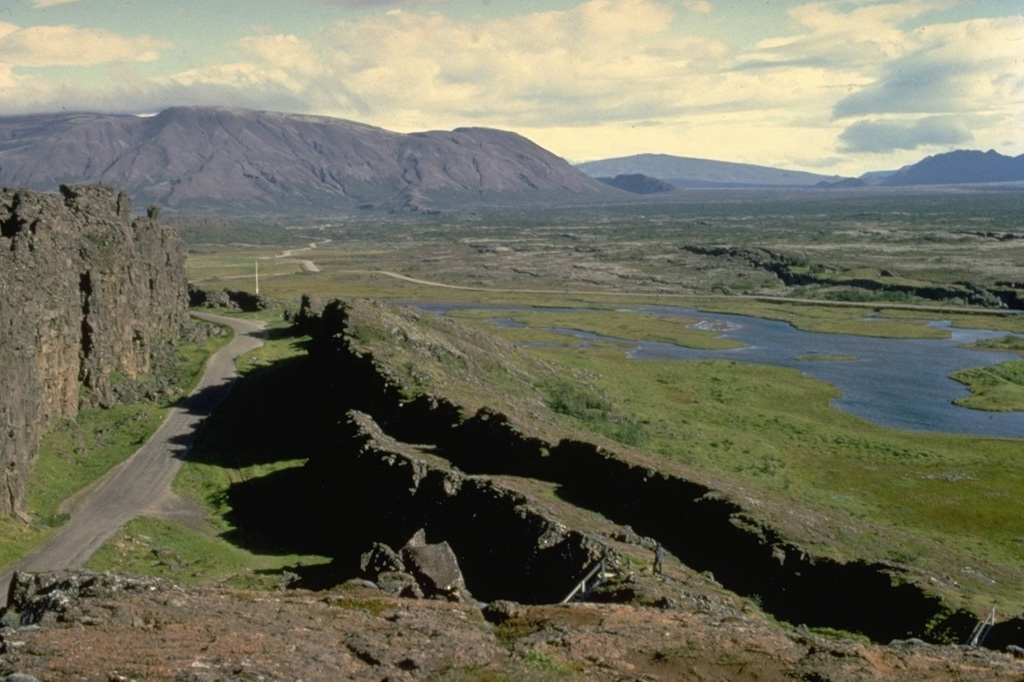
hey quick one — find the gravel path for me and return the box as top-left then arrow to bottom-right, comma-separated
0,313 -> 265,601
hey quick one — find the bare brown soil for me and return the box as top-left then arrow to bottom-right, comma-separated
2,570 -> 1021,682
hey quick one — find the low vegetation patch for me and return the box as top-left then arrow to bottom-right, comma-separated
29,403 -> 166,520
450,308 -> 746,350
963,334 -> 1024,354
952,360 -> 1024,412
86,515 -> 330,588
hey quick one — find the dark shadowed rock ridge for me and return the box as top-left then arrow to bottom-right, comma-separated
291,298 -> 1024,646
0,107 -> 620,214
597,173 -> 677,194
0,185 -> 189,517
682,245 -> 1024,309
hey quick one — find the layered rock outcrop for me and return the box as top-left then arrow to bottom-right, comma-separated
0,185 -> 188,517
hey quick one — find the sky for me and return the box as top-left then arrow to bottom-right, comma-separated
0,0 -> 1021,176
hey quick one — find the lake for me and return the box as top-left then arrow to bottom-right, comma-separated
417,302 -> 1024,439
629,306 -> 1024,439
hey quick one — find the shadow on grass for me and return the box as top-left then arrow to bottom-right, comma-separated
176,331 -> 354,586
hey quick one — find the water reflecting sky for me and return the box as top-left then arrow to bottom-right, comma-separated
416,302 -> 1024,439
629,306 -> 1024,439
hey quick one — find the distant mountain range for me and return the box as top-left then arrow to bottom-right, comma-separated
596,173 -> 677,194
876,149 -> 1024,186
0,106 -> 1020,214
0,107 -> 616,214
575,153 -> 845,189
577,150 -> 1024,190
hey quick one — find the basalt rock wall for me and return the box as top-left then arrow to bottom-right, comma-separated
0,185 -> 188,517
304,299 -> 1023,645
306,410 -> 605,603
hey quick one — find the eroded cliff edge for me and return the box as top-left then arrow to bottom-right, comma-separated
0,185 -> 188,517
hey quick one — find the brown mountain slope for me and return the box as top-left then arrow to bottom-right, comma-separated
0,107 -> 618,214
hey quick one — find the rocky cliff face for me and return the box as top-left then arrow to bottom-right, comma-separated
0,185 -> 188,517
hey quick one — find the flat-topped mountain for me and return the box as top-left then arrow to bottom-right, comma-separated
576,153 -> 844,188
0,107 -> 617,214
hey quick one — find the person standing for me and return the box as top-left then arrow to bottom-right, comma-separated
654,544 -> 665,574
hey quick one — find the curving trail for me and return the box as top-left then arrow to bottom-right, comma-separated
0,313 -> 265,601
274,239 -> 329,273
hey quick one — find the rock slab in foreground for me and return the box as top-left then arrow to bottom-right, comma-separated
1,570 -> 1022,682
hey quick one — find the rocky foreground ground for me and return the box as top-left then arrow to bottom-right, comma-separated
0,570 -> 1020,682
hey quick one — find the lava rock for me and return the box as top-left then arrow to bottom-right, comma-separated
402,541 -> 466,599
375,571 -> 423,599
360,543 -> 406,580
482,600 -> 525,625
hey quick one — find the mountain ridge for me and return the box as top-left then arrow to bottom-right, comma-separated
4,107 -> 1021,214
576,149 -> 1024,190
879,149 -> 1024,186
0,107 -> 618,214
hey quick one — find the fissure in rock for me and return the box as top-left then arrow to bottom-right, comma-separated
291,300 -> 1023,646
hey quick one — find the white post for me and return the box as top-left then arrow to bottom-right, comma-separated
255,260 -> 260,295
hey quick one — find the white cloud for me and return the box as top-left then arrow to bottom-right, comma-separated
234,34 -> 321,76
743,0 -> 946,68
31,0 -> 80,7
0,25 -> 169,67
313,0 -> 730,130
834,17 -> 1024,118
302,0 -> 448,7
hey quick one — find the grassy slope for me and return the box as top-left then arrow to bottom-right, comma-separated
177,203 -> 1024,612
84,294 -> 1020,614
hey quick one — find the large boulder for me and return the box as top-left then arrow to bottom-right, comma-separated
402,541 -> 466,599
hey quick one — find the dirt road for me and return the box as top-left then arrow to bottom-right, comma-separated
0,313 -> 265,601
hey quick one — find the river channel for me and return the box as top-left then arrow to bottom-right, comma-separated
420,303 -> 1024,440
